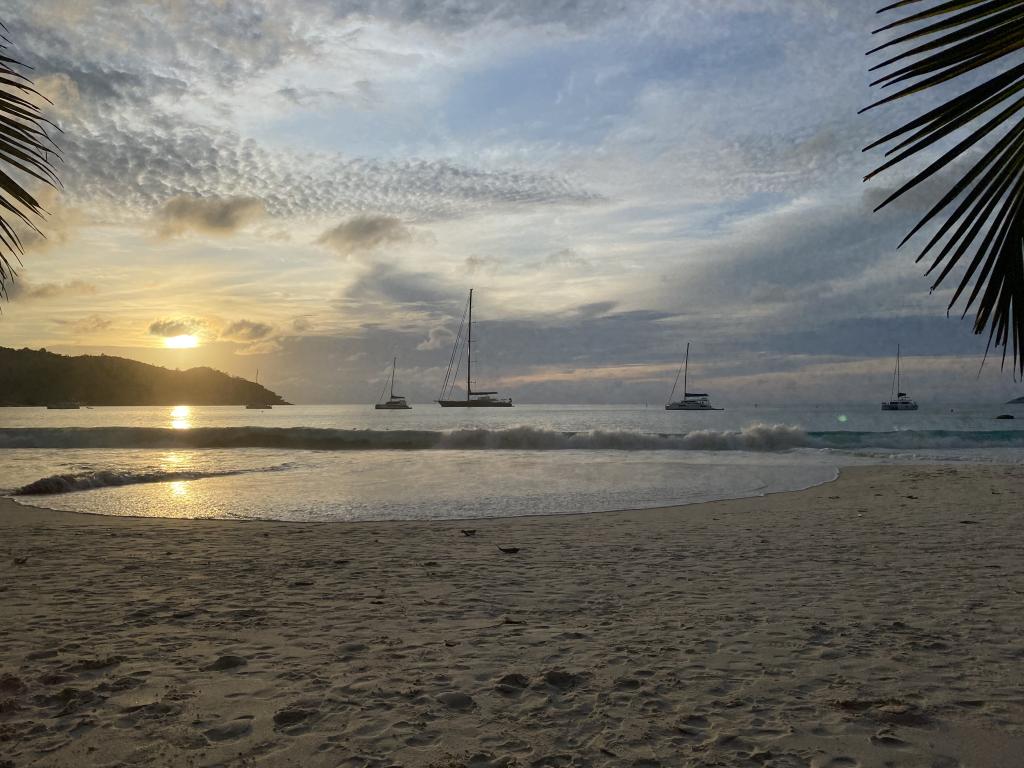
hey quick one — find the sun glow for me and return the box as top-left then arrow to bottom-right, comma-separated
169,405 -> 192,430
164,334 -> 199,349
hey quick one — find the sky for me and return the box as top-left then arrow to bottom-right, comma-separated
2,0 -> 1022,404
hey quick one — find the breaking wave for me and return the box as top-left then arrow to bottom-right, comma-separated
13,465 -> 292,496
2,424 -> 1023,452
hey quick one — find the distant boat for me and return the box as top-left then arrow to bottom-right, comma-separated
375,357 -> 412,410
438,289 -> 513,407
881,345 -> 918,411
245,368 -> 273,410
46,402 -> 81,410
665,343 -> 722,411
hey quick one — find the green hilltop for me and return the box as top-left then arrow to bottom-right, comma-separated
0,347 -> 289,407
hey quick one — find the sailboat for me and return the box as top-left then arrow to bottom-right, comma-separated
881,344 -> 918,411
375,357 -> 412,410
665,343 -> 722,411
245,368 -> 273,409
438,289 -> 513,407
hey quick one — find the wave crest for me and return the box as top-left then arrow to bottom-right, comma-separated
0,424 -> 813,452
1,424 -> 1022,454
13,465 -> 290,495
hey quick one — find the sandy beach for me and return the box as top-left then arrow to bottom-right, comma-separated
1,464 -> 1023,767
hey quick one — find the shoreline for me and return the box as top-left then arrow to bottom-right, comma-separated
2,464 -> 1023,767
1,465 -> 841,526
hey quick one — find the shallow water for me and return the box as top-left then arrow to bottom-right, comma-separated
1,403 -> 1021,521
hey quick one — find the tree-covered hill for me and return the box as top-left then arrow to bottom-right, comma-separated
0,347 -> 288,406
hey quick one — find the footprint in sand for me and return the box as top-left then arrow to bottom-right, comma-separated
203,654 -> 248,672
436,691 -> 476,711
204,717 -> 253,741
273,702 -> 320,732
494,673 -> 530,696
673,714 -> 710,742
538,669 -> 582,691
814,758 -> 859,768
870,731 -> 909,748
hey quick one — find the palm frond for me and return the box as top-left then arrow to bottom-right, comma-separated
0,21 -> 62,301
865,0 -> 1024,373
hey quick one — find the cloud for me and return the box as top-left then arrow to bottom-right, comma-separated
7,279 -> 96,301
574,301 -> 618,318
49,110 -> 598,222
277,81 -> 376,110
316,215 -> 411,256
148,317 -> 206,337
8,187 -> 82,254
342,262 -> 459,307
33,72 -> 81,114
465,255 -> 502,275
544,248 -> 589,268
234,338 -> 283,355
417,326 -> 455,351
156,195 -> 265,237
59,314 -> 114,333
292,316 -> 312,333
220,319 -> 274,342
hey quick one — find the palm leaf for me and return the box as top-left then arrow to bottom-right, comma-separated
865,0 -> 1024,373
0,21 -> 62,301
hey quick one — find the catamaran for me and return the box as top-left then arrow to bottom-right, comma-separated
245,368 -> 273,409
881,344 -> 918,411
375,357 -> 412,410
438,288 -> 513,407
665,342 -> 722,411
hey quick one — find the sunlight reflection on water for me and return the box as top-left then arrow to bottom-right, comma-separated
169,405 -> 192,430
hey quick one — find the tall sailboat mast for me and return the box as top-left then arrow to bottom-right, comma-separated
466,288 -> 473,401
665,341 -> 722,411
683,343 -> 689,397
437,288 -> 512,407
390,357 -> 397,399
881,343 -> 917,410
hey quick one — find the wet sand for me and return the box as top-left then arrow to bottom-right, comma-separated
1,464 -> 1023,767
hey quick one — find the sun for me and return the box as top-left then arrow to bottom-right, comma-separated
164,334 -> 199,349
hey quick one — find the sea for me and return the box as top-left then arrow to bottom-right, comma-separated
1,403 -> 1022,522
